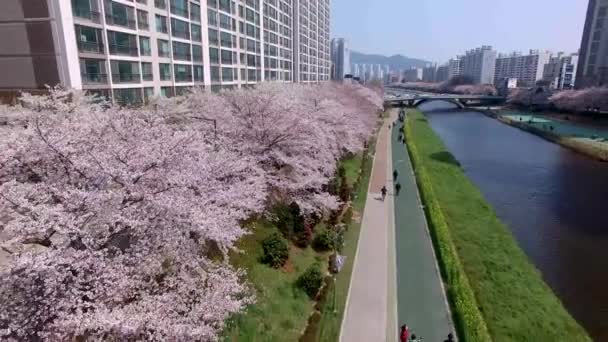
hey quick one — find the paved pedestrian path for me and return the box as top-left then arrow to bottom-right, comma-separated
391,115 -> 455,341
340,110 -> 454,342
340,112 -> 398,342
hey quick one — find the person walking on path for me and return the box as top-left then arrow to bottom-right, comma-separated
381,185 -> 387,201
395,182 -> 402,196
399,325 -> 410,342
443,333 -> 455,342
393,169 -> 398,180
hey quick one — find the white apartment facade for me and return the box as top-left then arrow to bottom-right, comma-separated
447,57 -> 462,79
543,53 -> 579,90
0,0 -> 330,104
494,50 -> 552,88
461,46 -> 497,84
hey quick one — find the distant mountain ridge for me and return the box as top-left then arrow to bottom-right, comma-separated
350,51 -> 431,72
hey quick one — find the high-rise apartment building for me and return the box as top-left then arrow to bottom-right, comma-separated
494,50 -> 552,87
422,64 -> 437,83
543,52 -> 579,90
436,64 -> 449,82
460,46 -> 497,84
402,67 -> 422,82
0,0 -> 331,104
576,0 -> 608,88
293,0 -> 330,83
447,57 -> 462,79
330,37 -> 349,80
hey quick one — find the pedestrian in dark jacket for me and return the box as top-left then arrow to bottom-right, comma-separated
395,182 -> 402,196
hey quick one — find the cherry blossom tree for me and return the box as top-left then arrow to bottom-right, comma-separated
549,87 -> 608,112
0,83 -> 380,341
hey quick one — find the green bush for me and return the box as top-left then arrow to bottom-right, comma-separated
272,202 -> 305,241
261,233 -> 289,268
296,263 -> 323,299
343,207 -> 353,225
313,228 -> 337,251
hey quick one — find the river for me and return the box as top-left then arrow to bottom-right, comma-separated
418,101 -> 608,341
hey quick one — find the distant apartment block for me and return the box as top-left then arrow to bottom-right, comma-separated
576,0 -> 608,88
0,0 -> 331,104
402,67 -> 422,82
330,37 -> 349,80
460,46 -> 497,84
543,52 -> 578,90
435,64 -> 449,82
494,50 -> 552,87
447,57 -> 462,79
422,64 -> 437,83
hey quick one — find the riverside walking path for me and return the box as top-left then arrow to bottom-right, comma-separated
391,113 -> 455,341
340,109 -> 454,342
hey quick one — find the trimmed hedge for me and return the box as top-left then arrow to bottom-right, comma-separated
404,116 -> 492,341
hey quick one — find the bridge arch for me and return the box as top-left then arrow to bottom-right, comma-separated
412,98 -> 465,109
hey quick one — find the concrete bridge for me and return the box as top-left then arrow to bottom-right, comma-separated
384,93 -> 506,109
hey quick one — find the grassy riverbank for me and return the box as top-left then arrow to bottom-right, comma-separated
404,110 -> 590,341
482,111 -> 608,162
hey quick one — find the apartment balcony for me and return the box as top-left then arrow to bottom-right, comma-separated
72,7 -> 102,23
170,5 -> 189,18
109,44 -> 139,56
81,72 -> 108,84
105,14 -> 137,29
173,52 -> 191,61
172,29 -> 190,40
154,0 -> 166,9
142,72 -> 154,81
112,73 -> 141,83
77,41 -> 105,54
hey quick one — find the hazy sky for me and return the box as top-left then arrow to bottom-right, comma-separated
331,0 -> 588,63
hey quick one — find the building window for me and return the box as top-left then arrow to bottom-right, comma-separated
143,87 -> 154,103
221,67 -> 233,81
155,0 -> 166,10
220,31 -> 233,48
114,88 -> 143,106
176,86 -> 192,96
171,18 -> 190,39
104,0 -> 136,29
111,60 -> 140,83
141,62 -> 153,81
72,0 -> 101,23
193,65 -> 204,82
219,0 -> 231,13
161,86 -> 174,97
208,28 -> 219,45
190,3 -> 201,22
171,0 -> 189,18
159,63 -> 172,80
155,14 -> 168,33
137,9 -> 149,30
211,66 -> 220,81
172,41 -> 191,61
80,58 -> 107,84
192,44 -> 203,62
107,30 -> 138,56
219,13 -> 232,30
209,48 -> 219,63
221,49 -> 233,64
75,25 -> 104,54
191,24 -> 202,41
174,64 -> 193,82
157,39 -> 170,57
139,36 -> 151,56
208,9 -> 218,26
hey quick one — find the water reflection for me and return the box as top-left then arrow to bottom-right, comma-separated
417,101 -> 608,340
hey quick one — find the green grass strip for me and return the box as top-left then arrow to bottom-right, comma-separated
404,110 -> 590,341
